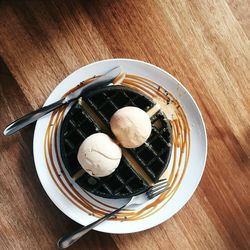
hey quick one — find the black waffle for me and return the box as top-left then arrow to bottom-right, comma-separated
60,85 -> 172,199
128,111 -> 172,182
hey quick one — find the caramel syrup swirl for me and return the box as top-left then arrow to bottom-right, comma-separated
44,74 -> 190,221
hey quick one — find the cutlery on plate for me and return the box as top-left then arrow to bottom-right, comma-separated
57,179 -> 170,249
3,66 -> 122,136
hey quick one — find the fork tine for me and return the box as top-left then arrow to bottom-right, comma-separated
147,186 -> 170,199
155,178 -> 167,183
148,182 -> 170,194
148,179 -> 168,193
147,179 -> 170,199
152,179 -> 168,189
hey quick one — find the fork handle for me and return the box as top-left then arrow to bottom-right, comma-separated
3,99 -> 64,136
57,203 -> 127,249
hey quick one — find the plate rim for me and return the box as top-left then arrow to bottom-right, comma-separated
33,58 -> 208,234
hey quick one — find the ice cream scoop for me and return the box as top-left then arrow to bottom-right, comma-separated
110,106 -> 152,148
77,133 -> 122,177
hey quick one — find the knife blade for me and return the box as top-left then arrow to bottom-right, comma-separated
3,66 -> 121,136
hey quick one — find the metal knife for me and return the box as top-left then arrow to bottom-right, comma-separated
3,66 -> 121,136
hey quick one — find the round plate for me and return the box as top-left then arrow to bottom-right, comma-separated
33,59 -> 207,234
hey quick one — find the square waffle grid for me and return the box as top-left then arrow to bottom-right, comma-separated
129,112 -> 172,181
63,107 -> 100,176
61,102 -> 149,198
76,158 -> 148,196
86,87 -> 154,123
85,87 -> 171,182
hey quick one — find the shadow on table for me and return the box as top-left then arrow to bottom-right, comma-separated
0,57 -> 118,249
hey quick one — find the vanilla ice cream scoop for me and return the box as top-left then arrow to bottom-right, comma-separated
77,133 -> 122,177
110,106 -> 152,148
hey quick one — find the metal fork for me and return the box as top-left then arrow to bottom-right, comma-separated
57,179 -> 170,249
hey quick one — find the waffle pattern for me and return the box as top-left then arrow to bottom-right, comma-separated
85,86 -> 172,182
61,106 -> 100,176
76,157 -> 148,197
85,86 -> 154,123
128,111 -> 172,181
60,86 -> 172,198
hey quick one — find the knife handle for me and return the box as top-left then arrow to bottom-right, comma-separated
3,99 -> 64,136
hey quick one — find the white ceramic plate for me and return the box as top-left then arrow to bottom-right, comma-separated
33,59 -> 207,234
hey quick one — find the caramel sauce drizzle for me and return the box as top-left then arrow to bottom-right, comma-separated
44,74 -> 190,220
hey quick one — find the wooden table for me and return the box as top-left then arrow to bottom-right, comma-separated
0,1 -> 249,249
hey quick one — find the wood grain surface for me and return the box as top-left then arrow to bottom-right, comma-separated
0,0 -> 249,249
